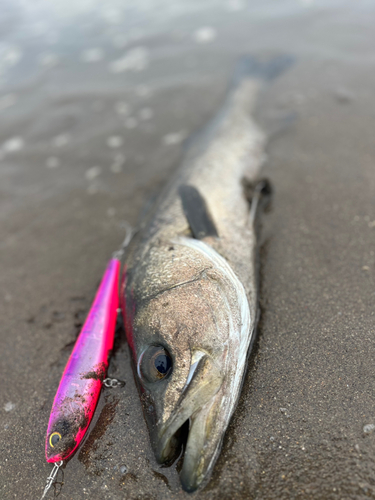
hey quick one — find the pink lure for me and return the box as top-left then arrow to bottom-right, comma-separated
45,258 -> 120,463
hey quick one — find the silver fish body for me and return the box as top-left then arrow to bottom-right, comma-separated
122,60 -> 282,491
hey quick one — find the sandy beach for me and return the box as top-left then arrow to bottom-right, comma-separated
1,0 -> 375,498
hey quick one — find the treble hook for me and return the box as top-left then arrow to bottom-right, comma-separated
39,460 -> 63,500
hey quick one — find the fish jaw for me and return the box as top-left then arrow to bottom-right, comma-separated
151,352 -> 226,492
179,393 -> 223,492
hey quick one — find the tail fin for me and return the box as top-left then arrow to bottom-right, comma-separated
233,54 -> 295,87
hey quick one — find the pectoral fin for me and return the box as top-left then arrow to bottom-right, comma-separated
242,178 -> 272,224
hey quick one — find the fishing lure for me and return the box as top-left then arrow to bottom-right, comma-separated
40,229 -> 132,499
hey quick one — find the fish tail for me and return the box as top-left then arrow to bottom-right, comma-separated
222,54 -> 295,122
232,54 -> 295,86
182,55 -> 293,158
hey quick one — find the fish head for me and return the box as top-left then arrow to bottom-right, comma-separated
124,240 -> 251,491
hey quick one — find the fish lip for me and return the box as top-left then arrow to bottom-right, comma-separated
153,353 -> 223,491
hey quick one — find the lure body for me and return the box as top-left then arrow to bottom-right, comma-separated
45,258 -> 120,463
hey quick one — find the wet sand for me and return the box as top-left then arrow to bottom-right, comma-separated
1,0 -> 375,498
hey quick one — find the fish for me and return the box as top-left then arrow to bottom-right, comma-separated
122,56 -> 292,492
45,258 -> 120,463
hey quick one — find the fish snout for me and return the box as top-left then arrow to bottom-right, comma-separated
154,353 -> 224,491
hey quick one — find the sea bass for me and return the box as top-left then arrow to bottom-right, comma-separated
122,57 -> 290,492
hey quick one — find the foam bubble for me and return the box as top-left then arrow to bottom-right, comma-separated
109,47 -> 149,73
226,0 -> 246,11
85,166 -> 102,180
115,101 -> 131,116
53,134 -> 70,147
193,27 -> 217,44
2,136 -> 24,153
107,136 -> 123,148
163,130 -> 186,146
4,402 -> 15,412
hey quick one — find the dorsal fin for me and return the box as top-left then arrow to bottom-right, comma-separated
178,185 -> 218,240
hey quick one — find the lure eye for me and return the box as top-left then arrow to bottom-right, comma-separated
49,432 -> 62,448
139,345 -> 172,383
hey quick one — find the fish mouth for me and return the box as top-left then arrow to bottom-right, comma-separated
155,352 -> 224,492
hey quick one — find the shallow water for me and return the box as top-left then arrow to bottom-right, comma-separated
1,0 -> 375,498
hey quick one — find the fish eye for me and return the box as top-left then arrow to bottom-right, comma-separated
139,345 -> 172,383
49,432 -> 62,448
